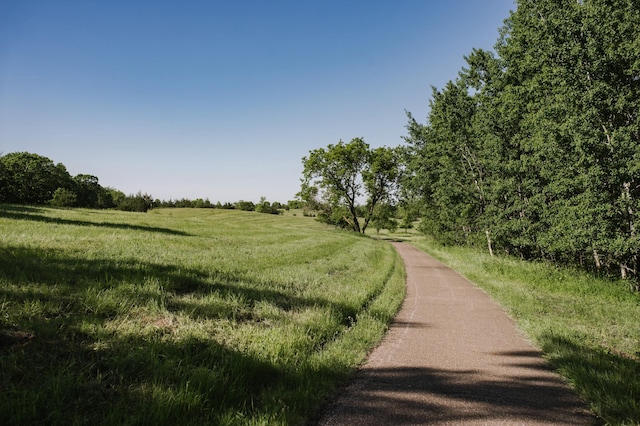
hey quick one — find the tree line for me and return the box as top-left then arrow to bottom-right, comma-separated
0,152 -> 289,214
401,0 -> 640,281
300,0 -> 639,285
0,152 -> 152,211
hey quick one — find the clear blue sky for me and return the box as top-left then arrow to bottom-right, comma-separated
1,0 -> 514,203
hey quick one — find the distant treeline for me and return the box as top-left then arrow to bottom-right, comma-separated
154,197 -> 300,215
403,0 -> 640,281
0,152 -> 293,214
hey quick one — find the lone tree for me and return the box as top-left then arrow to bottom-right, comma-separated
299,137 -> 403,233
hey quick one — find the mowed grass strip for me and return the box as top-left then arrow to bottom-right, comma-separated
0,205 -> 405,425
411,239 -> 640,426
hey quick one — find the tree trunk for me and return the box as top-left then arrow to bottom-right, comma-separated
485,229 -> 494,257
592,248 -> 601,270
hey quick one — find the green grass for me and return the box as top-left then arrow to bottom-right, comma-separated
412,238 -> 640,426
0,205 -> 405,425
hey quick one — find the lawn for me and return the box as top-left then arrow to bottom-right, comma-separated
0,205 -> 405,425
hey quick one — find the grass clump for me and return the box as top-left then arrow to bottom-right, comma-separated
412,239 -> 640,426
0,205 -> 405,425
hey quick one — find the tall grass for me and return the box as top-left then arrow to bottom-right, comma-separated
0,205 -> 405,425
412,238 -> 640,426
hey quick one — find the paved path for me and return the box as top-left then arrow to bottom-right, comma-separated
316,242 -> 597,425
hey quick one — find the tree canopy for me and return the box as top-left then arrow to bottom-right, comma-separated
0,152 -> 73,205
299,138 -> 403,233
404,0 -> 640,281
0,152 -> 151,211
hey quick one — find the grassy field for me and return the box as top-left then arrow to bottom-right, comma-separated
412,239 -> 640,426
0,205 -> 405,425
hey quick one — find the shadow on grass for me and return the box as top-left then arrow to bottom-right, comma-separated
0,244 -> 364,424
0,205 -> 190,236
315,350 -> 599,425
0,244 -> 358,320
539,334 -> 640,425
0,204 -> 44,213
1,315 -> 309,424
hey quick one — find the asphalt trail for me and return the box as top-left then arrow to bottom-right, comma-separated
316,242 -> 597,425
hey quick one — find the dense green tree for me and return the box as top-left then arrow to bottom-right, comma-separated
287,199 -> 304,210
300,138 -> 369,232
370,203 -> 398,234
397,198 -> 421,232
300,138 -> 402,233
107,188 -> 126,208
494,0 -> 640,271
49,187 -> 77,207
117,192 -> 154,212
0,152 -> 73,204
405,76 -> 489,246
72,174 -> 114,208
235,200 -> 255,211
0,160 -> 7,203
361,146 -> 404,232
405,0 -> 640,281
255,197 -> 281,214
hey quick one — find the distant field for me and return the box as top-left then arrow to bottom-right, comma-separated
0,205 -> 405,425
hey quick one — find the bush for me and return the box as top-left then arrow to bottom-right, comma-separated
117,192 -> 154,212
235,200 -> 255,211
255,197 -> 281,215
49,187 -> 77,207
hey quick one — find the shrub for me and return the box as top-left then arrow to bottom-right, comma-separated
49,187 -> 77,207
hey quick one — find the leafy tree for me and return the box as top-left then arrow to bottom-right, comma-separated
493,0 -> 640,271
117,192 -> 154,212
362,146 -> 404,232
255,197 -> 281,214
73,174 -> 110,208
397,199 -> 421,232
50,187 -> 77,207
0,152 -> 73,204
0,160 -> 7,203
405,77 -> 490,246
405,0 -> 640,281
107,188 -> 126,208
235,200 -> 255,211
287,199 -> 304,210
175,198 -> 194,208
370,203 -> 398,234
300,138 -> 402,233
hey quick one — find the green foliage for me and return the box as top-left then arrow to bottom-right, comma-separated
255,197 -> 282,215
370,203 -> 398,234
0,153 -> 118,209
107,188 -> 126,208
0,152 -> 73,205
49,187 -> 77,207
234,200 -> 255,211
405,0 -> 640,281
0,206 -> 405,425
287,199 -> 304,210
117,192 -> 154,212
300,138 -> 403,233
